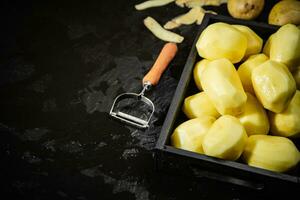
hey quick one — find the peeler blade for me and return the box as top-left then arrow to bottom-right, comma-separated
110,111 -> 149,128
109,92 -> 155,129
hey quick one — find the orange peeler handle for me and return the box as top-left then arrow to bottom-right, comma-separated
142,43 -> 178,86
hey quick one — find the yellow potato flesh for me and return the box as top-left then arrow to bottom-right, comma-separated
201,58 -> 247,116
193,59 -> 210,91
182,92 -> 220,119
232,25 -> 263,59
263,34 -> 274,57
171,116 -> 216,154
196,22 -> 247,63
237,93 -> 269,136
252,60 -> 296,113
238,54 -> 268,94
269,90 -> 300,138
243,135 -> 300,172
203,115 -> 248,161
270,24 -> 300,71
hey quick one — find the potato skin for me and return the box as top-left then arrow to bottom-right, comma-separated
269,0 -> 300,26
227,0 -> 265,20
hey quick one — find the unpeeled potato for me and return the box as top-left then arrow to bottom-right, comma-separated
268,0 -> 300,26
227,0 -> 265,20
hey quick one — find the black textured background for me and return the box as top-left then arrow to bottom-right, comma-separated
0,0 -> 281,199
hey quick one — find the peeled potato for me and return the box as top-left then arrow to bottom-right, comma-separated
232,25 -> 263,59
262,33 -> 274,57
270,24 -> 300,71
182,92 -> 220,119
201,58 -> 247,116
237,54 -> 268,94
252,60 -> 296,113
203,115 -> 248,161
243,135 -> 300,172
237,93 -> 269,136
196,22 -> 247,63
227,0 -> 265,20
171,116 -> 216,154
193,59 -> 210,91
269,90 -> 300,138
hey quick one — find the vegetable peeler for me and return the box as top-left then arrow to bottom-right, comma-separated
110,43 -> 178,128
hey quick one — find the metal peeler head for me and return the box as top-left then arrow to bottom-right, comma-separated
109,82 -> 155,128
110,43 -> 177,128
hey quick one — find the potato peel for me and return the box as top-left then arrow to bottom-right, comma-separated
144,16 -> 184,43
174,7 -> 202,24
164,7 -> 203,29
164,7 -> 217,29
176,0 -> 227,8
196,10 -> 206,25
137,0 -> 222,42
175,0 -> 190,7
164,21 -> 181,30
196,10 -> 217,24
135,0 -> 175,10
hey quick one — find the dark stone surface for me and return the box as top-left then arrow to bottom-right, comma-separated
0,0 -> 282,199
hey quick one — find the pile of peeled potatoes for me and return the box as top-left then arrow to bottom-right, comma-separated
171,22 -> 300,173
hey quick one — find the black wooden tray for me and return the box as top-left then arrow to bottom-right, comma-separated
155,14 -> 300,191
